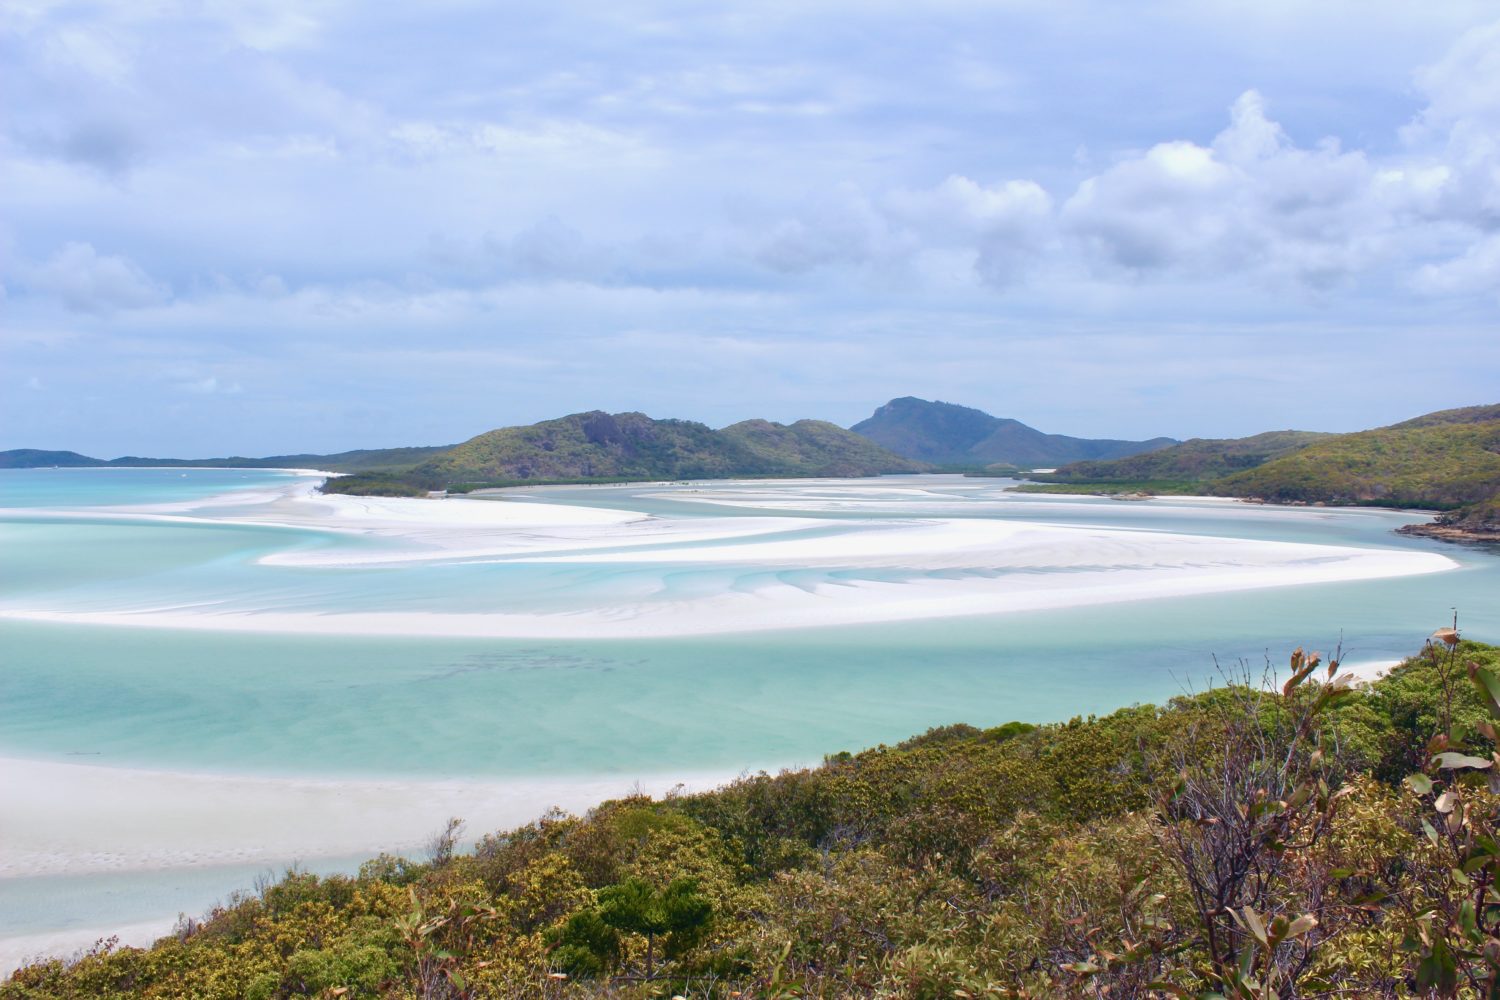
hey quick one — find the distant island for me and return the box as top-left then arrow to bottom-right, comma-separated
0,445 -> 452,476
5,397 -> 1497,542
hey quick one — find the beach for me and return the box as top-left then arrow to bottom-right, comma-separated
0,476 -> 1458,639
0,755 -> 738,971
0,471 -> 1481,972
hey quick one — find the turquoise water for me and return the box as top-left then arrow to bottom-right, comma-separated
0,467 -> 305,509
2,470 -> 1498,956
2,471 -> 1496,779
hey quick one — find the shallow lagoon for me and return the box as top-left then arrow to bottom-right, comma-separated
1,469 -> 1496,965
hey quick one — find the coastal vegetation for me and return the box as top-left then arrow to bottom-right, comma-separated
10,635 -> 1500,997
1215,406 -> 1500,510
1029,430 -> 1332,487
322,412 -> 923,496
1031,404 -> 1500,540
319,477 -> 431,498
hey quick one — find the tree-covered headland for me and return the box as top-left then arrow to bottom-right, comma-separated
1027,404 -> 1500,540
11,633 -> 1500,997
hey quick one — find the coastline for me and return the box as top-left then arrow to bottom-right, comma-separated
0,654 -> 1411,973
1397,522 -> 1500,545
0,756 -> 746,971
0,756 -> 744,880
0,470 -> 1481,973
1340,658 -> 1405,685
1011,480 -> 1500,549
0,475 -> 1460,639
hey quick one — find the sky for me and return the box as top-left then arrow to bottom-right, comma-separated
3,1 -> 1499,456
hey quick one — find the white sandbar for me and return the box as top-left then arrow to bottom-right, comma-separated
0,510 -> 1458,637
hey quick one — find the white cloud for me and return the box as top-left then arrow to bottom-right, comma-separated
1058,89 -> 1387,286
752,189 -> 898,275
885,176 -> 1052,234
882,176 -> 1052,285
1414,233 -> 1500,295
5,3 -> 1500,454
1403,20 -> 1500,229
1410,19 -> 1500,132
22,242 -> 169,313
202,0 -> 336,51
733,69 -> 1500,294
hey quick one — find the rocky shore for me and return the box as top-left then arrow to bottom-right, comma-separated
1398,521 -> 1500,545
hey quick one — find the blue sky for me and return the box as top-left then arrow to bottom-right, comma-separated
3,1 -> 1498,456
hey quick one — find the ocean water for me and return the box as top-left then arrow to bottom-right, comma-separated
2,471 -> 1496,777
2,469 -> 1498,960
0,467 -> 305,510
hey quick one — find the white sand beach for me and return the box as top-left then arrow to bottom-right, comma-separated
0,474 -> 1460,639
0,756 -> 742,971
1340,658 -> 1407,684
1,919 -> 176,978
0,756 -> 738,879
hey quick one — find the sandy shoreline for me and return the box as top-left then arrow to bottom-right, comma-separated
0,756 -> 742,880
1,918 -> 176,975
0,754 -> 744,973
0,477 -> 1460,638
1340,658 -> 1405,684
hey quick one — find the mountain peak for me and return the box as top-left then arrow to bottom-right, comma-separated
851,397 -> 1175,468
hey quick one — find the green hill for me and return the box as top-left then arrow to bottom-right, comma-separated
1211,407 -> 1500,509
331,411 -> 924,494
1031,403 -> 1500,540
850,396 -> 1176,468
0,449 -> 104,468
9,638 -> 1500,997
1387,402 -> 1500,430
718,418 -> 923,476
1036,429 -> 1332,485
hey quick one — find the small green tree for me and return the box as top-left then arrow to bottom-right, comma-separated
551,876 -> 712,980
550,909 -> 620,979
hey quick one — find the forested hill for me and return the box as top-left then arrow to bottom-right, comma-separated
333,411 -> 925,494
9,637 -> 1500,997
1031,403 -> 1500,540
850,396 -> 1177,468
0,449 -> 104,468
1034,429 -> 1333,485
1214,403 -> 1500,508
1217,404 -> 1500,540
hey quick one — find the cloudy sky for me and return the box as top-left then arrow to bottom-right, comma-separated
4,1 -> 1499,456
